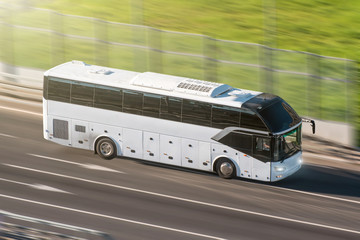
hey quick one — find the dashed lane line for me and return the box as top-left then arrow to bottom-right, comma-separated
0,177 -> 73,194
0,194 -> 226,240
28,154 -> 125,174
0,133 -> 17,139
3,163 -> 360,236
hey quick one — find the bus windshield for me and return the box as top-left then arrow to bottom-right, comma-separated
274,126 -> 301,162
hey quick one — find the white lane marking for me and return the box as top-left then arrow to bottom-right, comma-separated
3,163 -> 360,235
0,194 -> 225,240
31,184 -> 73,194
266,184 -> 360,205
0,133 -> 17,139
22,155 -> 360,205
0,105 -> 42,117
0,177 -> 72,194
28,154 -> 124,174
81,163 -> 124,173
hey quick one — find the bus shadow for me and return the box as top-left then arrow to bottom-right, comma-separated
124,157 -> 360,199
270,164 -> 360,199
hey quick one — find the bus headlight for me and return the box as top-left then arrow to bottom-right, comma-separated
274,166 -> 286,172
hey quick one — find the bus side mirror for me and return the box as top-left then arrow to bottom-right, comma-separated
302,118 -> 316,134
310,120 -> 315,134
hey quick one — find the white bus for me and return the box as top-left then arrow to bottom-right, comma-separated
43,61 -> 314,182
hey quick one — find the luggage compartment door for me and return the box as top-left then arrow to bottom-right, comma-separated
123,128 -> 143,159
160,135 -> 181,166
71,120 -> 90,149
143,132 -> 160,162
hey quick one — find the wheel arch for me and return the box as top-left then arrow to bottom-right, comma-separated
93,135 -> 120,156
212,155 -> 240,177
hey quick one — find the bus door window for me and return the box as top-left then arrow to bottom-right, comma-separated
253,136 -> 271,162
256,137 -> 270,152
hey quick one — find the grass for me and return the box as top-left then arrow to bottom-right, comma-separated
26,0 -> 360,61
0,0 -> 359,142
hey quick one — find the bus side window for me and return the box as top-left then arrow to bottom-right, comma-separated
94,86 -> 122,111
160,96 -> 182,121
123,90 -> 143,115
211,105 -> 240,129
241,111 -> 268,131
71,82 -> 94,107
182,99 -> 211,127
143,93 -> 161,118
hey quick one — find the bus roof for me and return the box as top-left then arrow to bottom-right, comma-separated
44,61 -> 262,108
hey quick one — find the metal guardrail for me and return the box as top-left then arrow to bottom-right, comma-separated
0,210 -> 114,240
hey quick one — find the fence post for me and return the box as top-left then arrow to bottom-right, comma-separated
203,36 -> 217,82
94,18 -> 109,66
148,27 -> 163,73
50,11 -> 65,66
1,6 -> 17,82
130,0 -> 147,72
307,53 -> 322,119
354,62 -> 360,147
261,45 -> 274,93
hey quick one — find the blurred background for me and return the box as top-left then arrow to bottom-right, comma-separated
0,0 -> 359,147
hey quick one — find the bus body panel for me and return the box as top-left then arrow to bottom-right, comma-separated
253,160 -> 271,181
271,151 -> 302,182
198,142 -> 211,171
237,154 -> 254,180
181,138 -> 199,169
143,132 -> 160,162
211,144 -> 241,177
123,128 -> 143,159
160,135 -> 182,166
71,120 -> 90,149
44,99 -> 300,181
46,115 -> 71,147
43,61 -> 304,182
43,98 -> 48,139
47,100 -> 220,143
90,123 -> 123,155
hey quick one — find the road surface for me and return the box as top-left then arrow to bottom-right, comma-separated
0,97 -> 359,240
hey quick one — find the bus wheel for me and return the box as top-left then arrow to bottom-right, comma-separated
96,138 -> 117,160
216,158 -> 236,179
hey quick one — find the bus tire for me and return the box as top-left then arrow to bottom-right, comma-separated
96,138 -> 117,160
216,158 -> 236,179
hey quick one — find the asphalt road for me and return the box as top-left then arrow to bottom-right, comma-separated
0,97 -> 359,240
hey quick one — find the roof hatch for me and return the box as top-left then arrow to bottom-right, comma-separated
130,71 -> 233,97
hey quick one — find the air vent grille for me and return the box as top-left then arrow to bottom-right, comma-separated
176,82 -> 212,93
